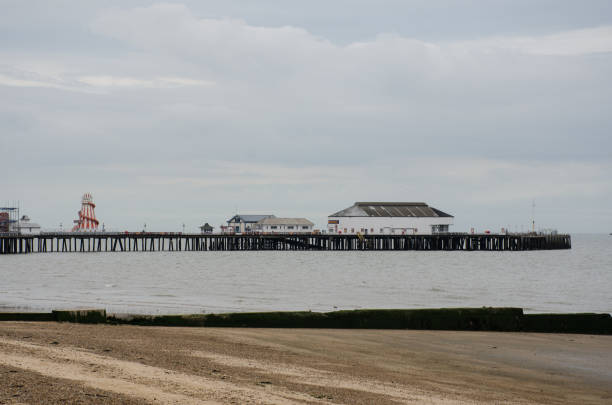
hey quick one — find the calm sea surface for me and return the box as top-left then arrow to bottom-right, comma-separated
1,234 -> 610,315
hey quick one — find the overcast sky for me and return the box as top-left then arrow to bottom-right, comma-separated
1,0 -> 611,233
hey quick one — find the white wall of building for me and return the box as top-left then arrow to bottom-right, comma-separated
226,221 -> 258,233
327,216 -> 453,235
258,224 -> 313,234
16,224 -> 41,235
226,221 -> 313,234
226,221 -> 245,233
10,215 -> 42,235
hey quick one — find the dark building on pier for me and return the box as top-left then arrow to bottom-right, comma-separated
199,223 -> 214,234
225,214 -> 275,234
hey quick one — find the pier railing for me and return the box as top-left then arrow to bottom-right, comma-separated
0,232 -> 571,254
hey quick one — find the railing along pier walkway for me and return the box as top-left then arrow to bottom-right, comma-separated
0,232 -> 571,254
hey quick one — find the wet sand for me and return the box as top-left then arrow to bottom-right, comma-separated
1,322 -> 611,404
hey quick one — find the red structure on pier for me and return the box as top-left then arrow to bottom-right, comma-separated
72,193 -> 99,232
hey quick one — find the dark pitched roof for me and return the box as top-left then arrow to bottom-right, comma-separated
227,214 -> 275,224
330,202 -> 453,218
430,207 -> 453,217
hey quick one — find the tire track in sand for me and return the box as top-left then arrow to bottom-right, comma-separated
0,337 -> 329,405
189,350 -> 484,405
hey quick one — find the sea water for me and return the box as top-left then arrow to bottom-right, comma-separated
1,234 -> 610,315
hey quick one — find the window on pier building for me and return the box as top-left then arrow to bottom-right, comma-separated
287,226 -> 294,229
302,226 -> 309,230
271,226 -> 278,229
432,224 -> 449,234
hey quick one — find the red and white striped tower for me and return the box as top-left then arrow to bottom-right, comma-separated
72,193 -> 100,232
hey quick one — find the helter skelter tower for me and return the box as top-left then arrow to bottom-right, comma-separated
72,193 -> 100,232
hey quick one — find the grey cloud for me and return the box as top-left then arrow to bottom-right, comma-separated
1,2 -> 611,233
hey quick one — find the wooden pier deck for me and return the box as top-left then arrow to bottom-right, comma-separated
0,232 -> 571,254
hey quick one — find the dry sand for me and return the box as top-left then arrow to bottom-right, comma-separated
1,322 -> 611,404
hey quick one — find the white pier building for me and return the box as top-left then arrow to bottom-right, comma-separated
328,202 -> 453,235
256,218 -> 314,234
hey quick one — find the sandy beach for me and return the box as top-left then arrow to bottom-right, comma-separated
1,322 -> 611,404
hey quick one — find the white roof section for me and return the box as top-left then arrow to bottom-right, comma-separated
257,217 -> 314,226
17,215 -> 41,228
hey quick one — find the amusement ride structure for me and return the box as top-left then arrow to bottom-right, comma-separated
72,193 -> 99,232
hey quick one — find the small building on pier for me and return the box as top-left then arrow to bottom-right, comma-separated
15,215 -> 41,235
255,218 -> 314,234
199,222 -> 214,234
226,214 -> 275,234
328,202 -> 453,235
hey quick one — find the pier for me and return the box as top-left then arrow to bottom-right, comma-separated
0,232 -> 570,254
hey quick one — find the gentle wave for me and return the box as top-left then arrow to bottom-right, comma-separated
1,234 -> 610,315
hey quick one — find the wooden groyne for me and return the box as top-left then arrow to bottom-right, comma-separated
1,307 -> 610,334
0,232 -> 571,254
